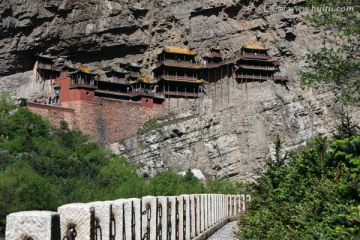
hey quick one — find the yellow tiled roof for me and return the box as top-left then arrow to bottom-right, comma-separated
164,46 -> 198,55
243,44 -> 270,51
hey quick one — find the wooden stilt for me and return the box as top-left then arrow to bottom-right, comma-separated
214,70 -> 216,109
220,67 -> 223,105
168,85 -> 171,112
227,64 -> 230,104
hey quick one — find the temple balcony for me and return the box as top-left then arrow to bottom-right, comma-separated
242,53 -> 270,60
235,74 -> 273,81
159,60 -> 202,69
160,74 -> 198,81
70,80 -> 97,90
238,65 -> 278,71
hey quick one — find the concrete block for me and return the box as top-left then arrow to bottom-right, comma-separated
141,196 -> 157,240
87,201 -> 112,240
58,203 -> 93,240
156,197 -> 168,239
6,211 -> 60,240
168,196 -> 177,240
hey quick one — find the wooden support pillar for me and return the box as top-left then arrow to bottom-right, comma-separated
220,67 -> 223,105
185,86 -> 187,110
227,64 -> 230,104
177,86 -> 179,107
214,69 -> 216,109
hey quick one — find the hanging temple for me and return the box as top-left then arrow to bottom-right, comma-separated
32,44 -> 288,107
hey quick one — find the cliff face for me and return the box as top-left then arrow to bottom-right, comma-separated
2,0 -> 359,180
1,0 -> 323,78
116,81 -> 359,180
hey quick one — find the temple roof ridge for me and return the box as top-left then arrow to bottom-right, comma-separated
164,46 -> 198,55
242,44 -> 270,51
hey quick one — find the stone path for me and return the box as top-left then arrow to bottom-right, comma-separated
207,221 -> 239,240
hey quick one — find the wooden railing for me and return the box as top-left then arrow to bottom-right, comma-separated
235,74 -> 273,80
160,74 -> 198,81
161,59 -> 202,68
242,53 -> 270,60
238,64 -> 277,70
235,74 -> 289,81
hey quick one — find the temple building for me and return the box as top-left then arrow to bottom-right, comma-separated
95,67 -> 132,100
201,47 -> 235,82
153,46 -> 204,98
234,44 -> 289,83
203,48 -> 223,68
35,54 -> 62,81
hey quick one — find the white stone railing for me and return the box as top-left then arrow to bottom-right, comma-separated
5,194 -> 250,240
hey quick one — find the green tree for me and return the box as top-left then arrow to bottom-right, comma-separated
333,110 -> 359,139
147,171 -> 183,196
0,163 -> 60,225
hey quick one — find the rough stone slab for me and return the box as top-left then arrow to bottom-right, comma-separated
6,211 -> 60,240
123,198 -> 141,240
58,203 -> 93,240
141,196 -> 157,240
88,201 -> 112,240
